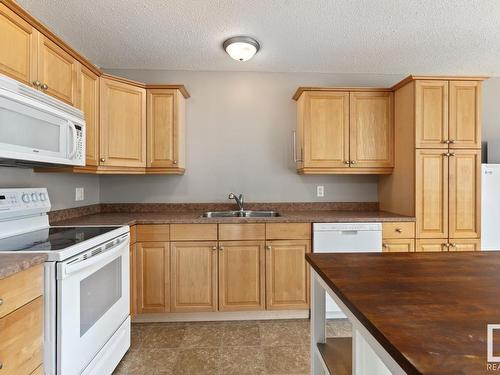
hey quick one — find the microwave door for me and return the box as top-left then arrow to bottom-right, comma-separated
0,98 -> 69,164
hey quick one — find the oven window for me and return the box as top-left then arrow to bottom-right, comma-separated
80,257 -> 122,336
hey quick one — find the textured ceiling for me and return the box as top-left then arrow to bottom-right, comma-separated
16,0 -> 500,74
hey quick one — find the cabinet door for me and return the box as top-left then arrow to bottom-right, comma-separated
415,239 -> 448,252
449,239 -> 480,252
382,238 -> 415,252
37,34 -> 78,106
171,242 -> 218,312
136,242 -> 170,313
415,149 -> 449,238
219,241 -> 265,311
349,92 -> 393,168
415,80 -> 449,148
449,81 -> 481,149
449,150 -> 481,239
302,92 -> 349,168
266,240 -> 309,310
0,4 -> 38,85
147,89 -> 185,169
78,67 -> 99,166
100,77 -> 146,167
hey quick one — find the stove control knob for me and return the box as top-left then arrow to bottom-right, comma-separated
39,193 -> 47,201
21,193 -> 30,203
31,193 -> 39,202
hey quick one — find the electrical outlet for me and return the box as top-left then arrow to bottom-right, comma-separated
75,187 -> 84,201
316,185 -> 324,197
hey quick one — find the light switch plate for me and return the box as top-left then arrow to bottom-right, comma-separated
316,185 -> 324,197
75,187 -> 84,201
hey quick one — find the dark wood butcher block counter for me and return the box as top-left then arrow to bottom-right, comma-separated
306,251 -> 500,375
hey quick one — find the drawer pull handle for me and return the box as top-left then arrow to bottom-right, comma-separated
395,228 -> 403,233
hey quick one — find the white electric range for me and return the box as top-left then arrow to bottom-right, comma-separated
0,188 -> 130,375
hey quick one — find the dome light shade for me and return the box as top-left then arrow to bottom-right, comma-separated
223,36 -> 260,61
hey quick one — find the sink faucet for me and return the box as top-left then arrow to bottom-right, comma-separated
228,193 -> 244,211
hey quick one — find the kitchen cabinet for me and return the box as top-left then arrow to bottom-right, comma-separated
265,240 -> 310,309
78,66 -> 99,166
0,3 -> 38,85
349,92 -> 394,169
171,241 -> 218,312
136,242 -> 170,313
415,149 -> 449,239
449,81 -> 481,149
146,88 -> 186,174
100,75 -> 146,169
37,34 -> 79,106
382,238 -> 415,252
294,88 -> 393,174
218,241 -> 266,311
415,239 -> 448,252
382,222 -> 415,239
448,239 -> 481,252
0,264 -> 43,374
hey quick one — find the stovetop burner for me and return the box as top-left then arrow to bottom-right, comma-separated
0,226 -> 122,252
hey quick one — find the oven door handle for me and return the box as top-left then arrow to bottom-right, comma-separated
59,235 -> 129,279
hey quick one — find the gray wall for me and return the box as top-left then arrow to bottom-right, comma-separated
100,70 -> 410,203
0,167 -> 99,210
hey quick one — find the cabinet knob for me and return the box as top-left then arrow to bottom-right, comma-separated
40,83 -> 48,90
382,243 -> 388,248
450,243 -> 457,248
212,246 -> 217,251
173,160 -> 178,165
449,140 -> 456,144
266,245 -> 271,251
0,362 -> 3,369
32,80 -> 41,87
100,158 -> 106,163
0,298 -> 3,305
350,160 -> 357,164
395,228 -> 403,233
444,139 -> 451,144
219,246 -> 224,251
344,161 -> 350,165
449,152 -> 455,157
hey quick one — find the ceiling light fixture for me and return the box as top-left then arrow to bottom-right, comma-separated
223,36 -> 260,62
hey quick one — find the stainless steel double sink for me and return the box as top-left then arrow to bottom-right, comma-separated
201,210 -> 280,218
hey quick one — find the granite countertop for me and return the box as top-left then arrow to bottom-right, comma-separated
0,253 -> 47,281
52,210 -> 414,226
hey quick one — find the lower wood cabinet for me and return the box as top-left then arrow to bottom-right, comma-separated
448,239 -> 481,252
266,240 -> 310,310
218,241 -> 266,311
382,238 -> 415,252
416,238 -> 480,252
170,242 -> 218,312
416,239 -> 448,252
136,242 -> 170,313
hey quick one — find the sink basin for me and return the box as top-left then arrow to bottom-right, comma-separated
202,210 -> 280,218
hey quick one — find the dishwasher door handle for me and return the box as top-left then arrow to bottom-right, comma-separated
340,230 -> 359,235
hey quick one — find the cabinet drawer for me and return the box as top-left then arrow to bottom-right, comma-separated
0,296 -> 43,375
129,225 -> 137,244
171,224 -> 218,241
382,222 -> 415,239
266,223 -> 311,240
0,264 -> 43,319
136,224 -> 170,242
219,224 -> 265,241
382,238 -> 415,252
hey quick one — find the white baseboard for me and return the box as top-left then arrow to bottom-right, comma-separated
326,311 -> 347,319
132,310 -> 310,323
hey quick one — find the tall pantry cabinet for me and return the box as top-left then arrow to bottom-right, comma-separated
379,76 -> 485,252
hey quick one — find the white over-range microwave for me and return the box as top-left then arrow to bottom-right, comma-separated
0,73 -> 85,167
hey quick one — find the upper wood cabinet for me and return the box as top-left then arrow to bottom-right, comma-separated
136,242 -> 170,314
0,3 -> 37,85
37,34 -> 79,106
349,92 -> 394,168
218,241 -> 265,311
146,88 -> 186,174
100,76 -> 146,168
265,240 -> 309,310
415,79 -> 481,149
78,66 -> 99,166
170,241 -> 218,312
294,88 -> 393,174
449,81 -> 481,149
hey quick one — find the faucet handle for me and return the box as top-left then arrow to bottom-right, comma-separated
228,193 -> 235,199
239,194 -> 244,205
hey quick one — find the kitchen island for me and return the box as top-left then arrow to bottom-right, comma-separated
306,251 -> 500,374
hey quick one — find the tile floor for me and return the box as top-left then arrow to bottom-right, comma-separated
113,319 -> 352,375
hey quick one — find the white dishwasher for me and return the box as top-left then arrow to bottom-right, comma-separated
313,223 -> 382,319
